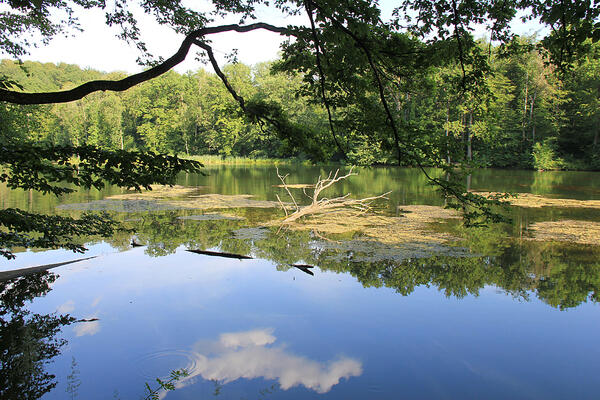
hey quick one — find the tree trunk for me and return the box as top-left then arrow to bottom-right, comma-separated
28,189 -> 33,212
461,111 -> 466,146
522,71 -> 528,141
467,111 -> 473,161
594,122 -> 599,148
529,90 -> 536,141
445,102 -> 451,164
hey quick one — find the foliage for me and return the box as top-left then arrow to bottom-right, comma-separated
143,369 -> 189,400
0,139 -> 203,258
2,39 -> 598,174
2,0 -> 600,255
0,271 -> 76,399
2,43 -> 597,170
532,139 -> 564,170
86,197 -> 600,311
0,208 -> 118,259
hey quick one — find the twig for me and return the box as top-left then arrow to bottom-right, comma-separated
312,230 -> 341,243
276,167 -> 298,211
276,168 -> 390,224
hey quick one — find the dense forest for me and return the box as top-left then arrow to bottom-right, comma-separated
2,38 -> 599,170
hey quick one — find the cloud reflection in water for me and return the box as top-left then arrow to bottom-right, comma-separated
165,328 -> 362,396
74,318 -> 101,337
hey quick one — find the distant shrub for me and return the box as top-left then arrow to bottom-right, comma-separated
532,140 -> 564,170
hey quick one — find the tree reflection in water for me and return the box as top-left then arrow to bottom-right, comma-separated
104,211 -> 600,311
0,271 -> 75,399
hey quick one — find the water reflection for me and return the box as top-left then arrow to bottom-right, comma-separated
158,328 -> 362,398
73,319 -> 101,337
0,272 -> 75,399
104,211 -> 600,310
2,167 -> 600,399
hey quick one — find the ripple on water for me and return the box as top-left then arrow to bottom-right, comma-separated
134,349 -> 199,379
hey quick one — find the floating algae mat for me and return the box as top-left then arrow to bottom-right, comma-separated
314,238 -> 472,263
57,199 -> 181,212
397,205 -> 461,221
282,205 -> 460,244
107,185 -> 202,199
233,227 -> 270,241
176,213 -> 245,221
272,183 -> 316,189
59,194 -> 283,212
527,220 -> 600,245
475,192 -> 600,209
169,194 -> 283,209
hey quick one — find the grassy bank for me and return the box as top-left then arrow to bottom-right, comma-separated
185,155 -> 329,166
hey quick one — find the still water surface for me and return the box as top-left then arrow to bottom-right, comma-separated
1,166 -> 599,399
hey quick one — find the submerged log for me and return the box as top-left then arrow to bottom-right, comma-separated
76,318 -> 100,323
289,264 -> 315,276
0,256 -> 97,282
186,249 -> 253,260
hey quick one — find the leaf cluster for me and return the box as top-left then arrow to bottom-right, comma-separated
0,141 -> 203,195
0,140 -> 203,259
0,208 -> 119,259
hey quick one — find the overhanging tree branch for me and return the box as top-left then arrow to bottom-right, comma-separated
0,23 -> 290,105
309,2 -> 404,164
193,39 -> 247,112
304,0 -> 347,160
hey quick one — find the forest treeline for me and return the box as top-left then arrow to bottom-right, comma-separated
1,38 -> 599,170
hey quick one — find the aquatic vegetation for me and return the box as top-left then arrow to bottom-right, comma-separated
315,239 -> 472,263
169,194 -> 282,209
143,369 -> 189,400
58,194 -> 283,212
475,192 -> 600,209
232,227 -> 269,241
107,185 -> 202,200
282,206 -> 460,245
527,220 -> 600,245
57,199 -> 180,212
176,213 -> 244,221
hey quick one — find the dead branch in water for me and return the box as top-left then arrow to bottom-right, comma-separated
0,256 -> 97,282
288,264 -> 315,276
186,249 -> 253,260
276,167 -> 391,224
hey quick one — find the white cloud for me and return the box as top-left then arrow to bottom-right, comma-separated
91,296 -> 102,307
57,300 -> 75,314
219,328 -> 276,349
73,319 -> 101,337
159,328 -> 362,398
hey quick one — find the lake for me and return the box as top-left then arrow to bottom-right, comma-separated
1,166 -> 599,399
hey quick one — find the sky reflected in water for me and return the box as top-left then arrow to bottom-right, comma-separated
1,246 -> 592,399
